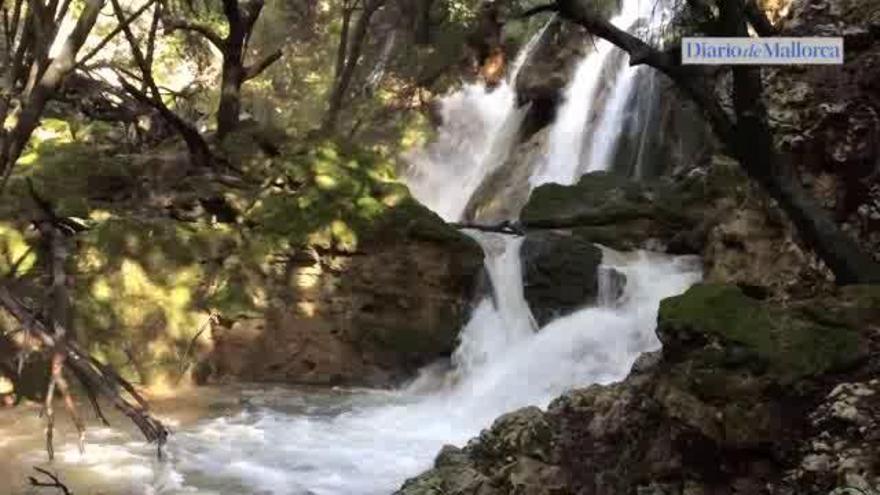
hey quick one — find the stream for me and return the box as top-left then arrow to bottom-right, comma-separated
0,3 -> 696,493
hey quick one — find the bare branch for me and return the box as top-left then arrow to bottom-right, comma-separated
244,48 -> 282,80
76,0 -> 158,68
28,467 -> 72,495
519,3 -> 557,18
0,284 -> 169,446
451,221 -> 525,236
163,17 -> 224,49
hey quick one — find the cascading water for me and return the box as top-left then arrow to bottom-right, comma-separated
403,22 -> 550,221
0,6 -> 700,494
533,0 -> 672,185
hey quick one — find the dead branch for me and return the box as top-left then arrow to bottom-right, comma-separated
28,467 -> 72,495
0,284 -> 169,447
519,3 -> 557,18
244,49 -> 283,80
162,18 -> 224,49
175,312 -> 216,383
451,221 -> 525,236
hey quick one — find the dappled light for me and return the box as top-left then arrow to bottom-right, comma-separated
1,0 -> 879,493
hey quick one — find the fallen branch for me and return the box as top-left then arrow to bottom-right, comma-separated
0,285 -> 169,450
519,3 -> 557,18
451,221 -> 525,236
28,467 -> 72,495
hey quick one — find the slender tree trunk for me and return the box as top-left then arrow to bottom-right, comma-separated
322,0 -> 385,133
415,0 -> 434,45
216,28 -> 245,139
164,0 -> 280,139
718,0 -> 880,283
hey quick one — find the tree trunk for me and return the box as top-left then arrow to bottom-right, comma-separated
216,0 -> 247,139
0,0 -> 106,192
111,0 -> 212,168
322,0 -> 385,133
718,0 -> 880,283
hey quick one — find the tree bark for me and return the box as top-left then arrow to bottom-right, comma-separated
0,283 -> 169,447
551,0 -> 880,284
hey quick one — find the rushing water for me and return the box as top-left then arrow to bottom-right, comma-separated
401,23 -> 549,222
0,242 -> 700,495
1,5 -> 697,494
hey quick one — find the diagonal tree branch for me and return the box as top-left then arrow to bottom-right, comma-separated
163,17 -> 224,49
552,0 -> 880,283
77,0 -> 158,68
244,48 -> 282,80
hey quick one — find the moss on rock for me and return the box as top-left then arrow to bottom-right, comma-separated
658,284 -> 866,383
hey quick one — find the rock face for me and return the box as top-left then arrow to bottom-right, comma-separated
202,199 -> 484,387
519,160 -> 838,297
520,230 -> 607,326
463,127 -> 550,223
397,285 -> 880,495
755,0 -> 880,262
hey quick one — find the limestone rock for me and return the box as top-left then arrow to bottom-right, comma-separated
203,198 -> 485,387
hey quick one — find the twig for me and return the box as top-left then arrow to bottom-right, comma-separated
519,3 -> 558,18
176,312 -> 217,383
28,467 -> 72,495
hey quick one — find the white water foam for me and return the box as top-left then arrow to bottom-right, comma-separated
402,22 -> 550,222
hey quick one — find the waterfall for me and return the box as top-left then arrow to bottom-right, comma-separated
403,22 -> 551,221
533,0 -> 672,185
5,9 -> 702,495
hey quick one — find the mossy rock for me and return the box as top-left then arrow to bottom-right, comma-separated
361,197 -> 480,252
657,284 -> 866,383
520,172 -> 695,250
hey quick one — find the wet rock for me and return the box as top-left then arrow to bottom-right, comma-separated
515,19 -> 589,134
520,230 -> 609,326
520,171 -> 706,252
397,407 -> 565,495
464,127 -> 550,223
657,284 -> 866,382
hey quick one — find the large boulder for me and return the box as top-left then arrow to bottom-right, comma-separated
203,198 -> 484,386
463,127 -> 550,223
520,230 -> 611,326
520,171 -> 700,251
